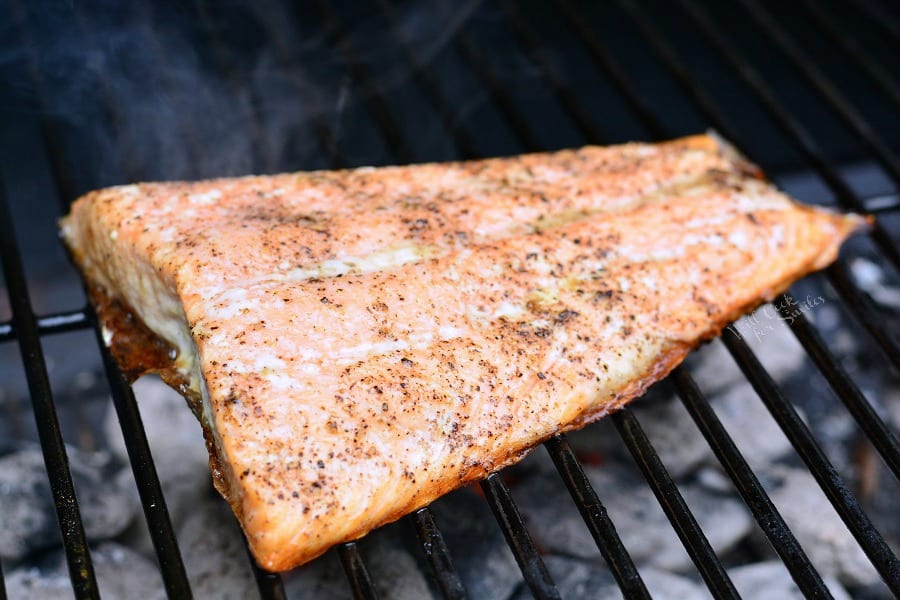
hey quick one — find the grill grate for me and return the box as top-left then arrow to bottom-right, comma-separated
1,0 -> 899,598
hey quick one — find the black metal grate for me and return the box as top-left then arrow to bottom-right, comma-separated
1,0 -> 899,598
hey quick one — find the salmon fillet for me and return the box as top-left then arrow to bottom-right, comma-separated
61,134 -> 865,571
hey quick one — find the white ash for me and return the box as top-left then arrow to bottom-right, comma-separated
283,549 -> 353,600
284,531 -> 435,600
705,381 -> 799,469
694,466 -> 735,495
513,463 -> 752,572
103,375 -> 211,554
552,389 -> 712,481
728,560 -> 852,600
850,257 -> 900,310
0,445 -> 136,562
5,542 -> 165,600
360,532 -> 437,600
178,495 -> 258,600
510,556 -> 706,600
607,395 -> 714,479
752,467 -> 881,588
686,316 -> 805,397
426,488 -> 521,600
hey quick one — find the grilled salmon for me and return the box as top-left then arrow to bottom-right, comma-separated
61,134 -> 865,571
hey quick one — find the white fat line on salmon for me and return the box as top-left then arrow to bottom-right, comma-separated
195,166 -> 773,302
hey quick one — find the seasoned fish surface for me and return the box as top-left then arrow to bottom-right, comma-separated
61,135 -> 863,571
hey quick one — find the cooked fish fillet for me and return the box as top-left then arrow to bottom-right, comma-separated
61,134 -> 864,571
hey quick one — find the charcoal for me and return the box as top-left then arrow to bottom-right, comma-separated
283,549 -> 353,600
427,487 -> 521,600
0,446 -> 135,561
753,467 -> 880,588
623,395 -> 713,478
284,526 -> 436,599
513,464 -> 752,571
707,381 -> 797,469
4,542 -> 165,599
179,495 -> 258,600
850,257 -> 900,311
687,317 -> 804,397
362,532 -> 437,600
104,376 -> 210,536
728,560 -> 852,600
510,555 -> 705,600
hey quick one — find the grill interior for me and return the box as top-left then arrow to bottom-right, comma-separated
1,0 -> 899,598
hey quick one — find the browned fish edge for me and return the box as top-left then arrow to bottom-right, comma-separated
61,134 -> 871,570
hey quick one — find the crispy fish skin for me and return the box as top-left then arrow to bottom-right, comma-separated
61,134 -> 865,571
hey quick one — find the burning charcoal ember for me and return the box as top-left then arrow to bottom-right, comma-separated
728,561 -> 852,600
513,464 -> 752,571
0,446 -> 135,561
5,542 -> 165,600
103,376 -> 210,533
179,496 -> 258,599
427,488 -> 521,600
510,556 -> 705,600
754,467 -> 881,588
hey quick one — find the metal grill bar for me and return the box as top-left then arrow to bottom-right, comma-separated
556,0 -> 900,485
867,193 -> 900,213
0,308 -> 90,341
544,435 -> 650,599
454,3 -> 856,595
360,9 -> 660,594
0,560 -> 6,600
486,5 -> 884,596
0,181 -> 99,598
246,542 -> 288,600
801,0 -> 900,108
313,0 -> 413,164
5,2 -> 899,599
777,291 -> 900,482
736,0 -> 900,187
90,322 -> 193,598
553,0 -> 667,140
722,328 -> 900,595
613,0 -> 900,367
848,0 -> 900,41
445,4 -> 542,153
338,543 -> 379,600
612,409 -> 739,597
826,262 -> 900,371
480,474 -> 560,600
672,367 -> 834,598
375,0 -> 479,161
192,0 -> 271,174
302,9 -> 480,596
674,0 -> 900,271
498,0 -> 609,144
412,508 -> 468,600
12,4 -> 198,595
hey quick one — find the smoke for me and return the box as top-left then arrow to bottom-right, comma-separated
0,0 -> 490,195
